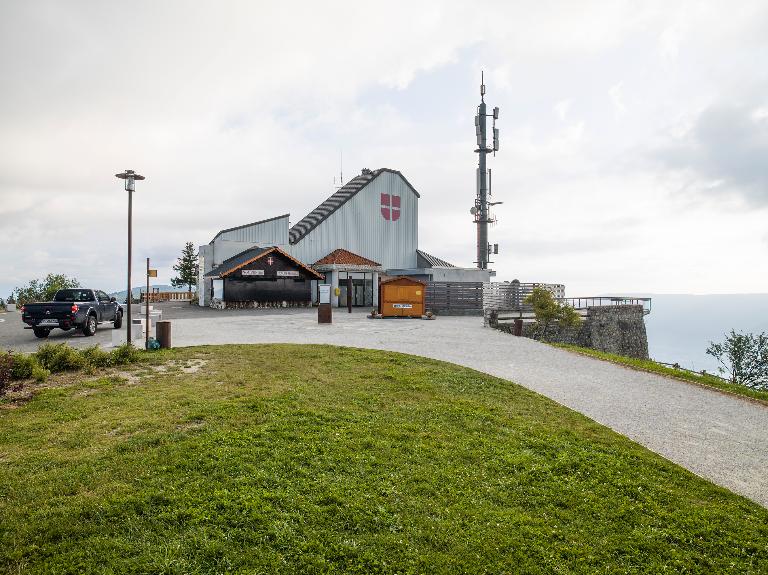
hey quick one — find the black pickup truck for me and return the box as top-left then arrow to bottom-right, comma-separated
21,288 -> 123,338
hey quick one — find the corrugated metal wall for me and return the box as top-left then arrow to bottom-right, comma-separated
211,215 -> 289,266
288,171 -> 418,269
216,215 -> 289,245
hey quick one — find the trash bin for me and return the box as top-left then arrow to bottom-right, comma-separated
156,320 -> 172,349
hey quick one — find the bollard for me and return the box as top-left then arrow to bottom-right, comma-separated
156,320 -> 172,349
513,319 -> 523,337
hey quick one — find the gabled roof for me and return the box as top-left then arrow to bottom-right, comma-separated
288,168 -> 420,245
416,249 -> 456,268
313,249 -> 381,267
210,214 -> 289,244
380,276 -> 427,286
205,246 -> 323,279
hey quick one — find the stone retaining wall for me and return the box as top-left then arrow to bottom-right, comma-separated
494,305 -> 649,359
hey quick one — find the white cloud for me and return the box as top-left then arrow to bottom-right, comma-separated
1,0 -> 768,298
608,82 -> 627,118
554,99 -> 571,121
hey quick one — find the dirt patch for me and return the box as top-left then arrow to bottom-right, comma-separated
179,359 -> 207,374
176,419 -> 206,432
111,371 -> 143,386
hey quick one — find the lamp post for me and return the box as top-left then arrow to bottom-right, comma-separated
115,170 -> 145,345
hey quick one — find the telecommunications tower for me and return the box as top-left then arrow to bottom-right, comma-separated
472,72 -> 501,270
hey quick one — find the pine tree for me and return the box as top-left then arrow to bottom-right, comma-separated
171,242 -> 198,304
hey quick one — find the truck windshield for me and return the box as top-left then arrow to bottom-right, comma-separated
53,289 -> 94,302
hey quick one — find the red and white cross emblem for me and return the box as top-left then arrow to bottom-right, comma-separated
380,193 -> 401,221
266,256 -> 274,266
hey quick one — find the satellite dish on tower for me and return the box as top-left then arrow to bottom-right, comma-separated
470,206 -> 478,215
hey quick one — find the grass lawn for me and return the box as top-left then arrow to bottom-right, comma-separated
1,344 -> 767,574
553,343 -> 768,405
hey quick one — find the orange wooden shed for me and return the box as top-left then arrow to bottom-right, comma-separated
379,276 -> 426,318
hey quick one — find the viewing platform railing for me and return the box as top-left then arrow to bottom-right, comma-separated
483,282 -> 652,316
562,297 -> 652,315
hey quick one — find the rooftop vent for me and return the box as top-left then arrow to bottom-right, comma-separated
361,168 -> 372,175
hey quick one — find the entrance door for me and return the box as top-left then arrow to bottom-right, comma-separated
353,280 -> 366,306
337,273 -> 374,307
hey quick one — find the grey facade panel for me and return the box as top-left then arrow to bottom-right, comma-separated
287,170 -> 418,270
214,214 -> 290,244
204,215 -> 291,271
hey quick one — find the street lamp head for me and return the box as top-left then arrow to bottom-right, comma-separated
115,169 -> 145,192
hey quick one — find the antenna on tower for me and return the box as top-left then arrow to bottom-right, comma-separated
472,71 -> 501,270
333,151 -> 345,190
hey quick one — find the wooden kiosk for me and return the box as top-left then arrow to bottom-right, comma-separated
379,277 -> 426,318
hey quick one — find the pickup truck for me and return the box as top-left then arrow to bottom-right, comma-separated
20,288 -> 123,338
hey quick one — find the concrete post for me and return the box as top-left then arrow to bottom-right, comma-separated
330,271 -> 339,308
372,272 -> 379,311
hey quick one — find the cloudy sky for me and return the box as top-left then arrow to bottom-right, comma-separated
1,0 -> 766,298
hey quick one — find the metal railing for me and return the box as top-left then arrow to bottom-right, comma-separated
483,282 -> 652,318
657,362 -> 728,381
563,297 -> 652,315
483,282 -> 566,310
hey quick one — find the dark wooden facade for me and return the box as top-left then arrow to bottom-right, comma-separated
222,249 -> 322,304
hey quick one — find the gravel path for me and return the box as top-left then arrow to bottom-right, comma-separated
165,309 -> 768,508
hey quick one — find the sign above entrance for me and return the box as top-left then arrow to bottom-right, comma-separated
277,270 -> 300,277
242,269 -> 265,276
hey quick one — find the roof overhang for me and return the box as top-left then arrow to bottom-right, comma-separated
313,263 -> 383,273
206,246 -> 324,280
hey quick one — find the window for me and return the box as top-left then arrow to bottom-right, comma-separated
54,289 -> 94,303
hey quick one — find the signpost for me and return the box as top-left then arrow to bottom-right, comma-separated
318,284 -> 332,324
146,258 -> 157,350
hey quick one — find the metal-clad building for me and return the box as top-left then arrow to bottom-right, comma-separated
288,169 -> 418,270
199,168 -> 492,307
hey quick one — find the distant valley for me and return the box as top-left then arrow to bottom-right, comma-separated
638,294 -> 768,372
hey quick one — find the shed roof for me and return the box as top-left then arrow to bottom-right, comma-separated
313,249 -> 381,267
380,276 -> 427,286
205,246 -> 323,279
288,168 -> 420,245
416,249 -> 456,268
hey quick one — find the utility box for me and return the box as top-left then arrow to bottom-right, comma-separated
380,277 -> 425,318
156,320 -> 172,349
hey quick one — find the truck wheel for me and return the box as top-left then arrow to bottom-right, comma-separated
33,327 -> 51,339
113,311 -> 123,329
82,314 -> 97,337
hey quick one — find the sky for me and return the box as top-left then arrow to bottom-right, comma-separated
1,0 -> 766,298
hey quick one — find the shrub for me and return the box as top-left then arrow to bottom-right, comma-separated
32,365 -> 50,382
524,287 -> 582,341
80,346 -> 114,368
0,352 -> 13,396
707,330 -> 768,390
110,344 -> 140,366
5,344 -> 141,390
34,343 -> 87,373
10,353 -> 37,380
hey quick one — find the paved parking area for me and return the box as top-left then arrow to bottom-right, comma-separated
0,303 -> 293,353
2,304 -> 767,508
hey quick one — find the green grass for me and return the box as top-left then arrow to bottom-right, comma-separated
1,344 -> 766,574
553,343 -> 768,404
